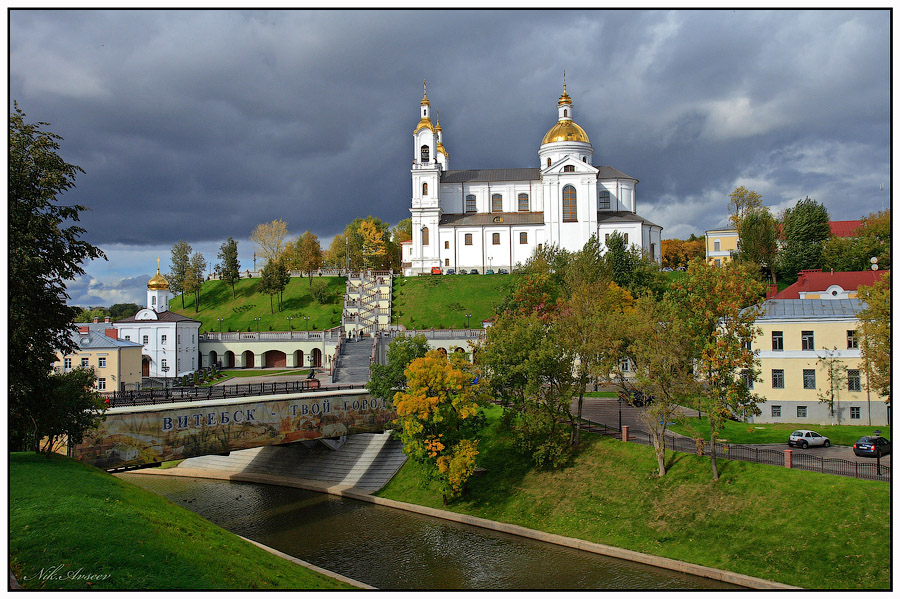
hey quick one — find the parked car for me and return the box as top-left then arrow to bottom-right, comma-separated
485,269 -> 495,275
498,268 -> 509,274
469,269 -> 479,274
446,268 -> 455,275
853,436 -> 891,458
458,269 -> 467,275
662,267 -> 673,272
431,267 -> 442,275
618,389 -> 654,407
788,430 -> 831,449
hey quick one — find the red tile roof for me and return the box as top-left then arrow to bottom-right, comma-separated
774,269 -> 884,299
829,220 -> 863,238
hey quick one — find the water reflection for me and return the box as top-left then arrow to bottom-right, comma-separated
126,475 -> 739,590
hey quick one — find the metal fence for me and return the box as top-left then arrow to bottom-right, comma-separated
583,419 -> 890,482
102,380 -> 366,408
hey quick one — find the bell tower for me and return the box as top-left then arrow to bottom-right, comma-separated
147,258 -> 170,312
410,81 -> 442,274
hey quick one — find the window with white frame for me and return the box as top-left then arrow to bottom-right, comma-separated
465,194 -> 476,213
847,330 -> 858,349
797,405 -> 807,418
161,358 -> 168,371
771,405 -> 781,417
801,331 -> 814,351
81,357 -> 89,368
97,378 -> 106,391
98,357 -> 106,368
772,369 -> 784,389
142,335 -> 149,345
847,369 -> 861,392
64,358 -> 72,370
161,334 -> 167,345
599,190 -> 610,209
803,369 -> 816,389
850,406 -> 861,419
741,369 -> 754,389
772,331 -> 783,351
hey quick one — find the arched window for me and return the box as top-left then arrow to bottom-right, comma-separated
564,109 -> 568,117
491,194 -> 502,213
546,158 -> 551,167
492,233 -> 500,245
422,182 -> 428,195
599,190 -> 610,209
464,233 -> 473,245
563,165 -> 575,172
465,194 -> 476,213
422,227 -> 430,246
562,185 -> 577,222
582,156 -> 587,162
420,145 -> 430,163
444,240 -> 449,249
518,193 -> 529,211
519,232 -> 528,244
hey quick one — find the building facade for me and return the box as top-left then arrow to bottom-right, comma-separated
747,299 -> 888,426
54,330 -> 143,392
705,227 -> 739,266
403,81 -> 662,275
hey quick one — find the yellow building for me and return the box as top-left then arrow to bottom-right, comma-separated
748,299 -> 888,426
705,227 -> 739,266
55,330 -> 144,393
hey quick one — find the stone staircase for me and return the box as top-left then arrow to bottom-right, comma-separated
331,338 -> 374,384
342,272 -> 392,336
174,432 -> 406,492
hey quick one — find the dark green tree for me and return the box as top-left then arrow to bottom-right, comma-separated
367,334 -> 430,401
735,208 -> 778,283
602,231 -> 665,296
184,251 -> 206,312
33,368 -> 107,454
9,104 -> 106,451
168,240 -> 192,308
108,303 -> 141,320
217,237 -> 241,299
776,197 -> 831,283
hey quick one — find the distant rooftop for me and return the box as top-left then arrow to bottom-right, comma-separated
70,330 -> 142,350
756,298 -> 862,320
774,269 -> 884,299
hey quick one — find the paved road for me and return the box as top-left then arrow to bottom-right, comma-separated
578,397 -> 890,467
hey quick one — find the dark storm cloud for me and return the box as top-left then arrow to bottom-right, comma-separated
10,9 -> 890,283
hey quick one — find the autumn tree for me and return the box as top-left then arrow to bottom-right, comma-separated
9,104 -> 106,451
817,348 -> 848,426
217,237 -> 241,299
250,219 -> 289,266
183,251 -> 207,312
671,259 -> 765,481
393,350 -> 488,504
735,208 -> 778,283
857,271 -> 890,400
661,237 -> 705,269
366,334 -> 430,402
389,218 -> 412,271
822,209 -> 891,272
360,219 -> 387,269
293,231 -> 323,287
257,259 -> 287,314
168,240 -> 192,308
613,294 -> 700,476
728,186 -> 763,230
776,197 -> 831,283
603,231 -> 665,297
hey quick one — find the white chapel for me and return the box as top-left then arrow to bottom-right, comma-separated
401,80 -> 662,276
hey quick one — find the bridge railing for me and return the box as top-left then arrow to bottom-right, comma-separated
201,330 -> 341,341
102,379 -> 366,408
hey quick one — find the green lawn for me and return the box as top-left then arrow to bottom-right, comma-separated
376,405 -> 889,589
392,274 -> 513,329
670,416 -> 891,446
168,276 -> 345,334
9,453 -> 354,590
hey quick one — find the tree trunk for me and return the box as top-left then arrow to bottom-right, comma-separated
654,432 -> 667,477
574,386 -> 585,446
709,417 -> 719,481
232,283 -> 236,300
269,294 -> 274,314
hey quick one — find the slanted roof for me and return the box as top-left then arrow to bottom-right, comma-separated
440,212 -> 545,226
774,270 -> 884,299
756,299 -> 862,321
595,165 -> 637,181
116,310 -> 201,324
70,330 -> 142,350
830,220 -> 863,238
441,168 -> 540,183
597,211 -> 662,229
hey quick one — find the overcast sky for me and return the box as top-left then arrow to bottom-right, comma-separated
9,9 -> 891,307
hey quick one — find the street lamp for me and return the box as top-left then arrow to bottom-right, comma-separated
618,392 -> 623,431
465,313 -> 472,329
303,316 -> 311,332
217,318 -> 224,333
488,256 -> 493,272
253,317 -> 261,332
286,316 -> 293,331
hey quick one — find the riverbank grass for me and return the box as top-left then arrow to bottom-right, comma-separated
9,453 -> 355,590
377,405 -> 889,589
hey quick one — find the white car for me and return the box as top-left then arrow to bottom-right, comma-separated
788,429 -> 831,449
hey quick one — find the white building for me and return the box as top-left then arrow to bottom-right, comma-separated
402,81 -> 662,275
114,263 -> 201,378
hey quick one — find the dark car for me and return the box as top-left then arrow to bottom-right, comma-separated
446,268 -> 456,275
853,436 -> 891,458
469,269 -> 479,275
485,269 -> 495,275
619,389 -> 654,407
498,268 -> 509,274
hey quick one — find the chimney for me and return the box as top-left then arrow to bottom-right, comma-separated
105,328 -> 118,340
78,326 -> 89,333
766,285 -> 777,300
92,316 -> 99,323
104,316 -> 111,323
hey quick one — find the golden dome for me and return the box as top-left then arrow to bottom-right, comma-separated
437,142 -> 448,157
558,85 -> 572,106
414,117 -> 434,134
542,120 -> 590,144
148,261 -> 169,291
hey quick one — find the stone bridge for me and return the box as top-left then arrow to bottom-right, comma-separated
72,388 -> 394,470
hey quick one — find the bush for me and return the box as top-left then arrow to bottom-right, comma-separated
311,282 -> 333,304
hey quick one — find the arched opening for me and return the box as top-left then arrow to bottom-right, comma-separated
518,193 -> 529,211
264,350 -> 286,368
311,348 -> 323,368
563,109 -> 568,117
563,165 -> 575,172
294,349 -> 304,369
562,185 -> 577,222
142,357 -> 150,377
242,350 -> 255,368
422,226 -> 430,246
465,194 -> 476,213
438,347 -> 448,357
491,193 -> 502,213
224,351 -> 235,368
208,350 -> 218,368
546,158 -> 551,167
422,182 -> 428,196
420,145 -> 430,163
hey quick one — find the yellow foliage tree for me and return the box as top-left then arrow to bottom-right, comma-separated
392,350 -> 487,504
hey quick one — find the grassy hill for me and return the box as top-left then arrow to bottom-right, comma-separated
169,276 -> 345,333
392,274 -> 514,329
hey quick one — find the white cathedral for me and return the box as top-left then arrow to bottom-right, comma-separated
401,81 -> 662,276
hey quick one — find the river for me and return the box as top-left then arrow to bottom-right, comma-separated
126,474 -> 740,590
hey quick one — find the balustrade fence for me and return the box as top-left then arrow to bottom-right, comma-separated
102,380 -> 366,408
573,415 -> 890,482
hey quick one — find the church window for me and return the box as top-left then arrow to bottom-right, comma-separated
464,233 -> 473,245
445,259 -> 450,267
161,335 -> 167,345
582,157 -> 586,162
151,296 -> 156,306
605,234 -> 609,243
562,185 -> 577,222
518,193 -> 529,211
624,233 -> 628,244
420,145 -> 430,163
538,244 -> 543,250
492,194 -> 503,213
444,241 -> 449,249
422,227 -> 430,246
599,190 -> 610,209
564,109 -> 568,117
520,232 -> 528,244
422,182 -> 428,196
124,336 -> 130,341
492,233 -> 500,245
465,194 -> 476,213
563,165 -> 575,173
142,335 -> 149,345
161,359 -> 168,371
546,158 -> 551,167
